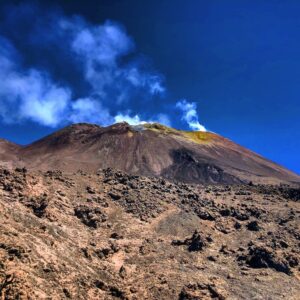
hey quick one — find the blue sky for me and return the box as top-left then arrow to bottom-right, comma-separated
0,0 -> 299,174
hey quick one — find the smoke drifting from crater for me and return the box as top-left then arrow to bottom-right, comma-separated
176,100 -> 207,131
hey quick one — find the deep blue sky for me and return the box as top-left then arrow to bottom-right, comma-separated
0,0 -> 299,174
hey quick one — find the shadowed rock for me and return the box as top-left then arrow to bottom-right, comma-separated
172,230 -> 207,252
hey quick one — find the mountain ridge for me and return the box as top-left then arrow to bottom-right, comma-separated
0,122 -> 299,185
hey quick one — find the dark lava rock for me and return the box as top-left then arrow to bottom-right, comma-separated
22,193 -> 48,218
179,283 -> 226,300
108,192 -> 122,200
207,255 -> 217,262
246,221 -> 260,231
86,186 -> 96,194
94,279 -> 126,299
74,205 -> 107,228
219,208 -> 231,217
110,232 -> 123,240
245,245 -> 292,275
234,222 -> 242,230
95,242 -> 119,259
0,243 -> 26,260
196,209 -> 216,221
188,231 -> 206,252
172,230 -> 206,252
279,187 -> 300,201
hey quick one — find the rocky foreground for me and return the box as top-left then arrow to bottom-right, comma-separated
0,167 -> 299,299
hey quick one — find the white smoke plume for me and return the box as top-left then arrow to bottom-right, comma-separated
176,100 -> 207,131
114,112 -> 171,126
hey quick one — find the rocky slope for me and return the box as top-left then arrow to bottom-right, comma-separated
0,139 -> 20,169
0,167 -> 299,299
4,122 -> 300,185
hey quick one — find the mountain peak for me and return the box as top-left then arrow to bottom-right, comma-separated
0,122 -> 296,185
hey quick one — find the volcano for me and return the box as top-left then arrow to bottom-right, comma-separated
1,123 -> 300,299
2,122 -> 299,185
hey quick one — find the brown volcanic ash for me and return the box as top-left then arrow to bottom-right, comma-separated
0,167 -> 299,299
11,122 -> 300,185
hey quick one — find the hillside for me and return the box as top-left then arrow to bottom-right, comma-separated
2,122 -> 298,185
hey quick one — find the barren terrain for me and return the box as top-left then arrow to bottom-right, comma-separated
0,167 -> 299,299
